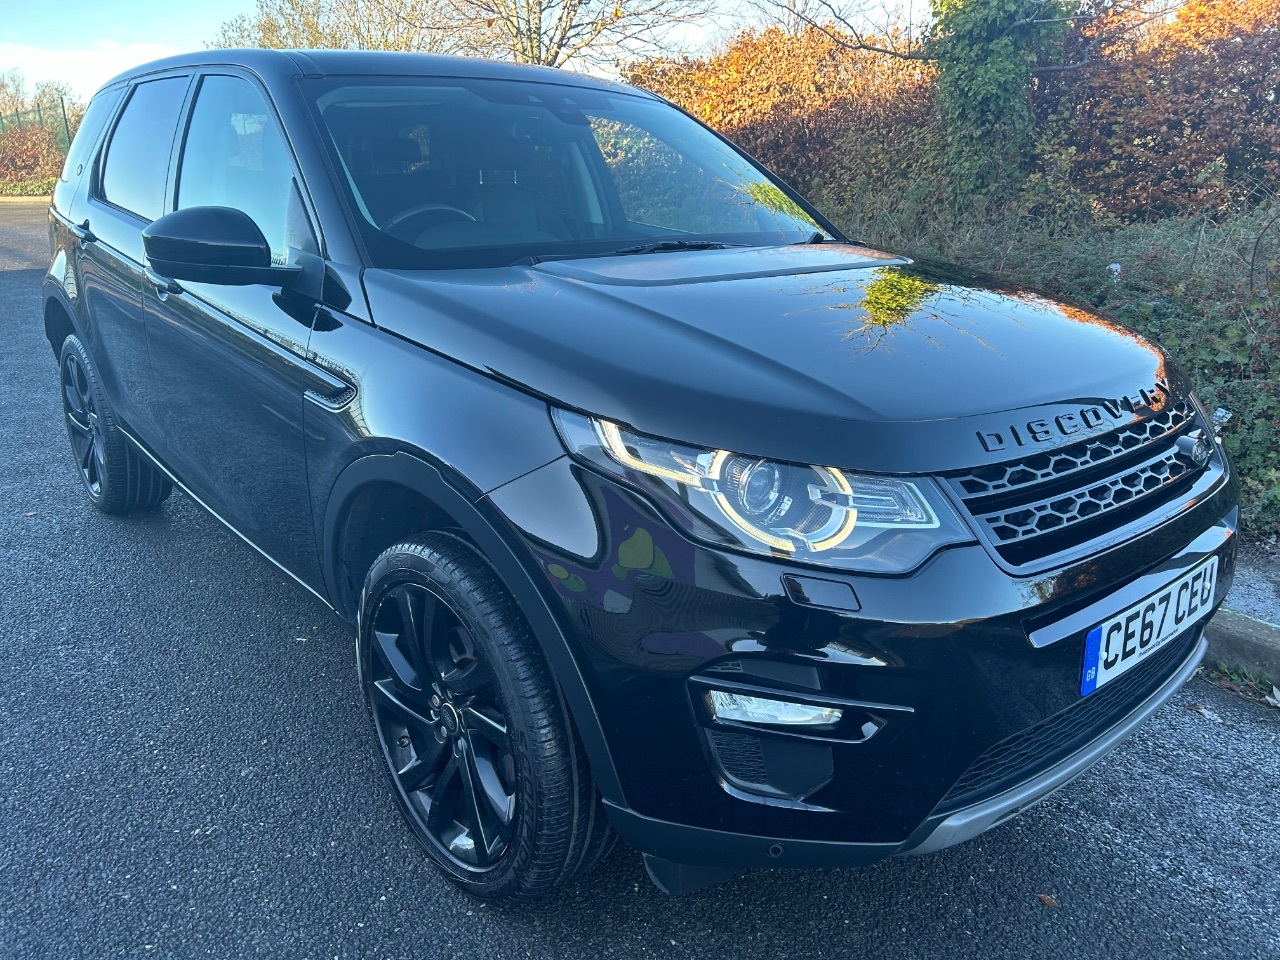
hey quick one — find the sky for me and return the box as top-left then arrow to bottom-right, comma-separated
1,0 -> 761,102
2,0 -> 263,99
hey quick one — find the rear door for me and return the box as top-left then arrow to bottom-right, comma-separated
142,71 -> 339,587
76,75 -> 191,437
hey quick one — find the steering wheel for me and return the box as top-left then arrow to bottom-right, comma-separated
382,203 -> 476,241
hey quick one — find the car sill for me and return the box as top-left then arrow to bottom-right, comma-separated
118,425 -> 336,612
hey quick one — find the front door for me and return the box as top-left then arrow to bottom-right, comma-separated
143,72 -> 332,588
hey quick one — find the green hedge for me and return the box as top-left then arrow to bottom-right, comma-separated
0,176 -> 55,197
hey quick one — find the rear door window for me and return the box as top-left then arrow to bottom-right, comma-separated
60,90 -> 122,184
99,77 -> 189,222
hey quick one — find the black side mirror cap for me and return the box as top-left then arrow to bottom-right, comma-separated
143,206 -> 299,288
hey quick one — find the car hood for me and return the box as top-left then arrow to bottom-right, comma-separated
364,244 -> 1184,474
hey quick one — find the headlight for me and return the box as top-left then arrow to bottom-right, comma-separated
553,410 -> 972,573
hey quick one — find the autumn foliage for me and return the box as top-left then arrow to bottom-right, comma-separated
0,124 -> 63,194
631,30 -> 939,195
629,0 -> 1280,221
1043,0 -> 1280,216
0,69 -> 79,196
628,30 -> 945,225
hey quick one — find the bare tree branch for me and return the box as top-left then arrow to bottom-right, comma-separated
212,0 -> 468,53
213,0 -> 711,68
1028,7 -> 1172,74
750,0 -> 1170,71
753,0 -> 932,60
452,0 -> 714,67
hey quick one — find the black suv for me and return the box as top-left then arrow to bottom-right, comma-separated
43,50 -> 1237,901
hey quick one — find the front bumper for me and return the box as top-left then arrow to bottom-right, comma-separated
483,451 -> 1237,868
605,628 -> 1206,869
903,627 -> 1205,856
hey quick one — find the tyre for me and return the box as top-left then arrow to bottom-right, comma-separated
358,532 -> 614,901
58,334 -> 172,514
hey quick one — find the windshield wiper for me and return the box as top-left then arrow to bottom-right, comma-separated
511,239 -> 744,266
794,231 -> 828,245
609,239 -> 737,255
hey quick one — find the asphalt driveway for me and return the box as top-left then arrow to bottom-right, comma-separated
2,200 -> 1278,960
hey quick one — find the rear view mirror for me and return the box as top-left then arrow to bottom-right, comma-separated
143,206 -> 299,287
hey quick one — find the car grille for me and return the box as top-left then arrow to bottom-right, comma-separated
707,729 -> 769,785
944,400 -> 1209,567
937,630 -> 1195,811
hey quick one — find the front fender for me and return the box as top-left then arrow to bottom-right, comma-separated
323,450 -> 626,806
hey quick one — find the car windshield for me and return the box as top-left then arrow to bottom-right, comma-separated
305,76 -> 832,269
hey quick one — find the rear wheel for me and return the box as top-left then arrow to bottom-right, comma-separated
358,533 -> 613,901
59,334 -> 171,514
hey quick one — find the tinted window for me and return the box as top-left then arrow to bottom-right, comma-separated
53,86 -> 124,210
100,78 -> 188,221
59,88 -> 124,184
590,118 -> 758,235
306,78 -> 828,269
177,76 -> 294,260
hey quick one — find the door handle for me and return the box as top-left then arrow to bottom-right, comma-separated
71,220 -> 96,243
145,267 -> 182,297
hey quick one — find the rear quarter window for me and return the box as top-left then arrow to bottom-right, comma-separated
52,87 -> 124,212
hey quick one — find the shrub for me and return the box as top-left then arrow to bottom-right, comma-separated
1041,0 -> 1280,218
0,124 -> 63,193
0,176 -> 55,196
0,125 -> 63,179
625,28 -> 940,203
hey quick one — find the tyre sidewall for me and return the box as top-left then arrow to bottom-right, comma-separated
58,334 -> 171,513
358,535 -> 563,900
59,334 -> 115,509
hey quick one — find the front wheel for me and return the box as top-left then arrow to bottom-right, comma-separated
358,533 -> 613,901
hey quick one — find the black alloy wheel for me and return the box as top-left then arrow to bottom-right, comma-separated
359,533 -> 614,901
57,334 -> 172,513
62,349 -> 105,498
368,579 -> 517,869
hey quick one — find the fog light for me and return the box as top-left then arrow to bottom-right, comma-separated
706,690 -> 842,727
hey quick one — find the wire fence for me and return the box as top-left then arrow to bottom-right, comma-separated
0,98 -> 73,153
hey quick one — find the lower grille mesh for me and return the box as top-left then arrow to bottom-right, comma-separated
707,729 -> 769,785
939,631 -> 1195,809
978,448 -> 1194,547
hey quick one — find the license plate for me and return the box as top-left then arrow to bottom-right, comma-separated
1081,556 -> 1218,696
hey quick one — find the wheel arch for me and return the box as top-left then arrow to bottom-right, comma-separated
323,450 -> 625,806
43,285 -> 79,358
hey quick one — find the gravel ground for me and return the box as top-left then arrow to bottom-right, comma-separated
2,201 -> 1279,960
1229,544 -> 1280,625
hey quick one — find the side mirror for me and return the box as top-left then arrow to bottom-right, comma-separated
142,206 -> 299,287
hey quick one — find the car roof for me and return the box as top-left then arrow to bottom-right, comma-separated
100,48 -> 651,98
